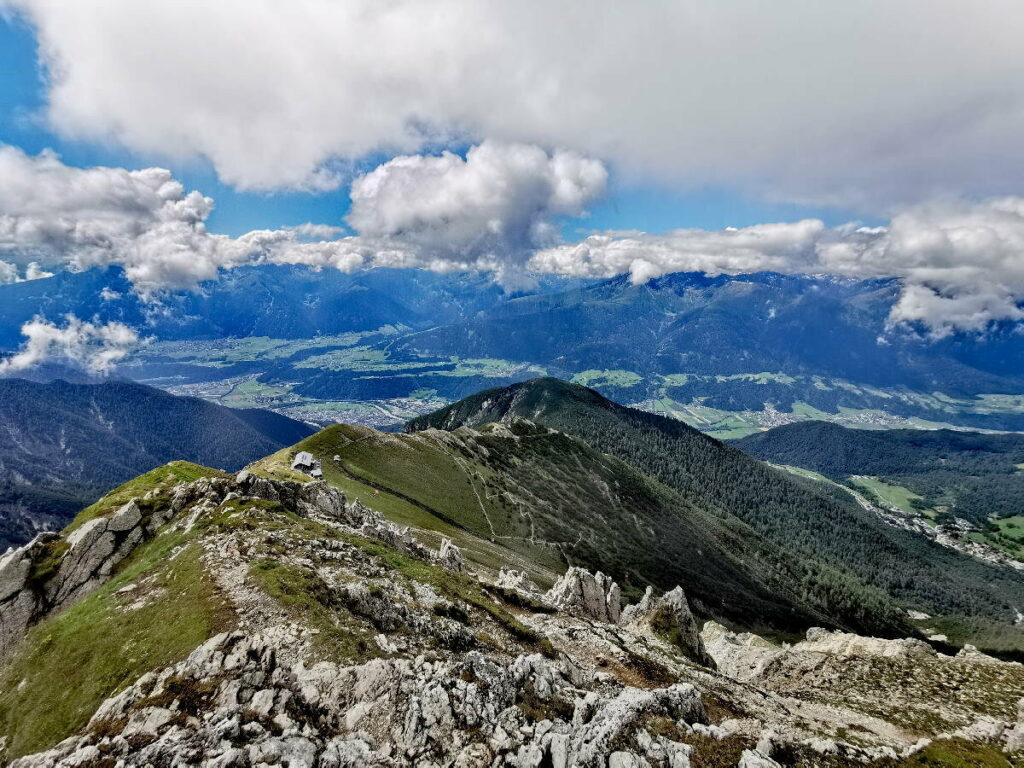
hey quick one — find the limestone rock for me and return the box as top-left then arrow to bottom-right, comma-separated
795,627 -> 935,659
956,644 -> 1004,664
1006,698 -> 1024,753
699,621 -> 782,681
0,536 -> 46,663
435,538 -> 465,572
738,749 -> 783,768
620,586 -> 715,668
495,568 -> 537,595
544,567 -> 621,623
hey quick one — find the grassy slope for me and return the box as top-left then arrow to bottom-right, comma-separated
268,423 -> 877,634
0,464 -> 235,758
250,432 -> 561,586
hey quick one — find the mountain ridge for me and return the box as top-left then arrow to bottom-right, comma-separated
407,378 -> 1024,636
0,378 -> 316,550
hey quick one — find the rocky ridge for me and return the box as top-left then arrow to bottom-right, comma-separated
1,468 -> 1022,766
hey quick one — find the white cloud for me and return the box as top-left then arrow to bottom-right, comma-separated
347,142 -> 606,287
0,144 -> 237,294
0,142 -> 603,292
2,143 -> 1022,337
529,220 -> 825,284
6,0 -> 1024,205
0,314 -> 140,373
531,199 -> 1024,337
0,257 -> 53,284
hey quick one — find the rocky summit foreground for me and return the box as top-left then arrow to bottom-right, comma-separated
0,464 -> 1022,767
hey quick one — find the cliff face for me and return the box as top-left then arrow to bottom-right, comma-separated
1,468 -> 1022,767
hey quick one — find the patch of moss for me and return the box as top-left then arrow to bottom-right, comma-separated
0,541 -> 234,759
649,605 -> 687,651
878,739 -> 1016,768
679,733 -> 754,768
26,537 -> 69,591
482,583 -> 556,614
515,681 -> 574,723
136,675 -> 222,715
621,649 -> 675,688
248,559 -> 378,663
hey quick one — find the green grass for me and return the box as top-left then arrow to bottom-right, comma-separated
994,515 -> 1024,541
442,358 -> 547,378
847,476 -> 933,516
250,441 -> 559,585
571,369 -> 643,388
713,372 -> 797,385
0,540 -> 234,758
140,332 -> 392,364
220,378 -> 295,408
922,615 -> 1024,663
248,559 -> 378,662
974,515 -> 1024,560
67,461 -> 227,533
890,739 -> 1018,768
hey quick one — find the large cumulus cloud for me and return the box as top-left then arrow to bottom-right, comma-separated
5,0 -> 1024,206
0,145 -> 234,293
0,142 -> 605,293
347,143 -> 606,287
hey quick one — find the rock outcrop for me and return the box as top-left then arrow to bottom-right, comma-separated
794,627 -> 936,659
1007,698 -> 1024,754
11,632 -> 707,768
5,466 -> 1024,767
0,497 -> 175,663
0,471 -> 392,662
544,567 -> 621,623
620,586 -> 715,668
435,537 -> 465,572
495,568 -> 537,595
700,622 -> 782,681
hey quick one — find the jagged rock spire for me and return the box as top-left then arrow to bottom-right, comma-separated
543,566 -> 621,623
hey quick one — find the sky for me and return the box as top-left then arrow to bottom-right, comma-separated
0,1 -> 1023,340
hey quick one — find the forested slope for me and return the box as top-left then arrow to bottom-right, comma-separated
408,379 -> 1024,630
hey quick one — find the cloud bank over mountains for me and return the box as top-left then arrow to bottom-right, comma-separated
533,199 -> 1024,338
2,142 -> 1024,336
0,142 -> 608,293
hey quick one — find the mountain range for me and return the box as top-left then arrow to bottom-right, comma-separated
4,266 -> 1024,434
0,378 -> 315,550
408,378 -> 1024,650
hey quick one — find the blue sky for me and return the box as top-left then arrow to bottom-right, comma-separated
0,14 -> 869,239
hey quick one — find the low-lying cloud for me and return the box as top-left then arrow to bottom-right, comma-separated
0,314 -> 141,373
0,142 -> 606,293
1,144 -> 1023,337
531,199 -> 1024,338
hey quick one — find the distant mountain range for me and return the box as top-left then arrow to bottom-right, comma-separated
0,378 -> 315,550
3,266 -> 1024,432
0,265 -> 578,347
